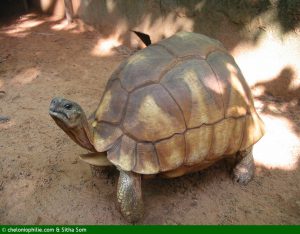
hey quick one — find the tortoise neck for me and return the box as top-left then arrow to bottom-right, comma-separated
66,115 -> 96,152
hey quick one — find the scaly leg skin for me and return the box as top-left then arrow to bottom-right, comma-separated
117,170 -> 144,223
233,147 -> 255,185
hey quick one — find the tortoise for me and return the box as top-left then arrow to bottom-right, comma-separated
49,31 -> 265,222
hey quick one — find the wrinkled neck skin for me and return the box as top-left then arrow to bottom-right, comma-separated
55,115 -> 96,152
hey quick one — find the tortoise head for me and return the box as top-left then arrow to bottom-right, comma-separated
49,97 -> 84,128
49,97 -> 96,152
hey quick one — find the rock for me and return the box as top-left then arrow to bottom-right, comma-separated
0,116 -> 10,123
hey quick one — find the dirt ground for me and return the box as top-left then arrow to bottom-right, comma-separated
0,13 -> 299,225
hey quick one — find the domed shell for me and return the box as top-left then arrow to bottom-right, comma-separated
92,32 -> 265,175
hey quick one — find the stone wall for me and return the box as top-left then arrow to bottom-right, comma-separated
30,0 -> 300,101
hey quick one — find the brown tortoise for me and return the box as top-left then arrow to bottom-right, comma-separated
49,32 -> 265,222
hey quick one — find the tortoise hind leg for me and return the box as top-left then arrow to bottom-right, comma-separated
232,146 -> 255,185
117,169 -> 144,223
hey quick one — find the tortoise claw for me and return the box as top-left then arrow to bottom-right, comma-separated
232,166 -> 254,185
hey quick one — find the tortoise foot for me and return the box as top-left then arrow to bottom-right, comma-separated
232,147 -> 255,185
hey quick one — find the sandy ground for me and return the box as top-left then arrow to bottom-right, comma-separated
0,14 -> 299,225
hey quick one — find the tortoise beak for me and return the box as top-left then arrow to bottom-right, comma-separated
49,97 -> 61,110
49,97 -> 69,120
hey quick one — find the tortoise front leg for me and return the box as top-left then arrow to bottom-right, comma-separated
232,146 -> 255,185
117,169 -> 144,223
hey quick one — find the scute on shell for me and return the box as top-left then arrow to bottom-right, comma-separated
123,84 -> 186,142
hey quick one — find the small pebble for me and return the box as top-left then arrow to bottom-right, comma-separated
0,91 -> 6,98
0,116 -> 10,123
71,159 -> 78,164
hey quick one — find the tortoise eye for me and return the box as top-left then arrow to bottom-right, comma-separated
64,103 -> 73,110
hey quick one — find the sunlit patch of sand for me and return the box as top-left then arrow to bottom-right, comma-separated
232,29 -> 300,89
2,18 -> 45,37
10,68 -> 40,86
92,37 -> 122,56
253,114 -> 300,170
